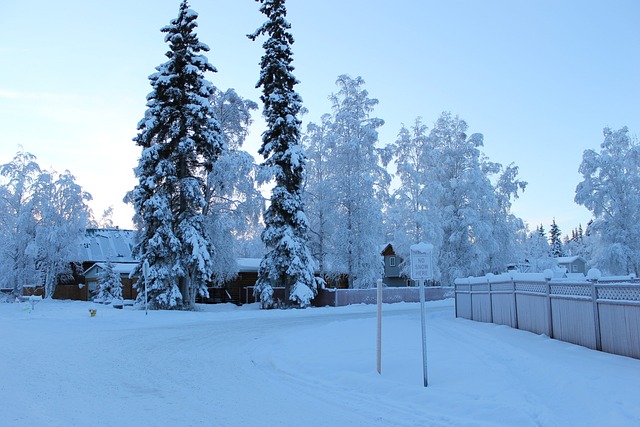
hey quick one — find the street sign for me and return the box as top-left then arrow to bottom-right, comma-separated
410,243 -> 434,281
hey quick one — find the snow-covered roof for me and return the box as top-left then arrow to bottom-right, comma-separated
84,262 -> 138,278
81,228 -> 136,263
237,258 -> 261,273
556,256 -> 586,264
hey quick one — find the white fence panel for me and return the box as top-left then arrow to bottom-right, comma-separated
454,274 -> 640,360
551,298 -> 596,349
456,291 -> 471,320
515,293 -> 550,336
491,292 -> 517,327
598,303 -> 640,359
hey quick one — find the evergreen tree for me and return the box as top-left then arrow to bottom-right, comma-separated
549,219 -> 564,258
129,0 -> 223,309
96,259 -> 123,303
523,225 -> 554,272
248,0 -> 317,307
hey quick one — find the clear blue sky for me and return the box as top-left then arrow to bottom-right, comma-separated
1,0 -> 638,236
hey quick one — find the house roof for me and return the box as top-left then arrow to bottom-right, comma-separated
237,258 -> 261,273
557,256 -> 586,264
81,228 -> 136,263
380,243 -> 395,256
84,262 -> 138,278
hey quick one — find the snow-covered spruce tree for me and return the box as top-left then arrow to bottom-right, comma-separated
549,219 -> 564,258
96,259 -> 123,303
575,126 -> 640,275
524,225 -> 554,272
129,1 -> 223,309
248,0 -> 317,307
565,224 -> 586,257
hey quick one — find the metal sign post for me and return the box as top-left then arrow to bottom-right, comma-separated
410,243 -> 434,388
377,279 -> 383,374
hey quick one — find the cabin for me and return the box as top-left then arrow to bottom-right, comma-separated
84,262 -> 139,300
380,243 -> 410,287
80,228 -> 136,271
198,258 -> 261,305
556,256 -> 587,275
54,228 -> 139,301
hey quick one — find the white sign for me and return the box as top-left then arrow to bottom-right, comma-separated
410,243 -> 434,281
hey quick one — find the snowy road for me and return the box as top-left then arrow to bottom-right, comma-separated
1,299 -> 639,426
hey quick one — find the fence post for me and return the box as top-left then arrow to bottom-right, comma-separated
511,275 -> 518,329
454,280 -> 458,318
487,275 -> 494,324
591,282 -> 602,351
544,270 -> 554,338
469,282 -> 473,321
587,268 -> 602,351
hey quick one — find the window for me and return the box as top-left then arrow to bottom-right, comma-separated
572,264 -> 578,272
389,256 -> 396,267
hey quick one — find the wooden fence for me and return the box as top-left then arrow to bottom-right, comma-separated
242,286 -> 453,307
314,286 -> 452,307
454,273 -> 640,359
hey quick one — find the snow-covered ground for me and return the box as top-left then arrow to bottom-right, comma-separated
1,298 -> 639,426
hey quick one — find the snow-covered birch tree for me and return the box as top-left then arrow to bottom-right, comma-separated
128,0 -> 223,309
323,75 -> 390,288
404,112 -> 526,284
575,126 -> 640,275
248,0 -> 317,307
204,87 -> 264,284
387,118 -> 443,276
32,170 -> 92,299
302,114 -> 337,278
0,152 -> 91,298
0,151 -> 41,297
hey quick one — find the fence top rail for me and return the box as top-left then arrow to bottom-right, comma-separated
455,275 -> 640,301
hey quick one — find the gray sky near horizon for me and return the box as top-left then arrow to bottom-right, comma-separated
1,0 -> 638,236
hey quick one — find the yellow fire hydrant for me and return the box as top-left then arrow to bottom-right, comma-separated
89,309 -> 97,317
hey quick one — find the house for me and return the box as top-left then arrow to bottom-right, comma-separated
198,258 -> 261,305
80,228 -> 136,271
380,243 -> 409,287
42,228 -> 138,301
556,256 -> 587,275
84,262 -> 139,300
